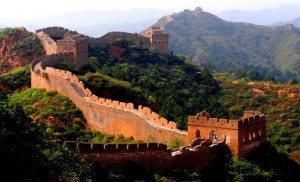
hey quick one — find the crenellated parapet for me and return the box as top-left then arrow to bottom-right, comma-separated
57,38 -> 87,46
64,141 -> 168,154
62,140 -> 229,172
152,33 -> 169,38
138,105 -> 177,129
188,111 -> 238,129
238,112 -> 266,129
188,111 -> 265,130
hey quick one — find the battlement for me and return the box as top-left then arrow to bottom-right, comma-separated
63,140 -> 230,172
188,111 -> 265,130
152,33 -> 169,37
138,105 -> 177,129
57,38 -> 87,45
64,141 -> 168,154
238,112 -> 265,129
188,112 -> 238,129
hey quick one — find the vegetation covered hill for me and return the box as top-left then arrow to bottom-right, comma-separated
153,8 -> 300,82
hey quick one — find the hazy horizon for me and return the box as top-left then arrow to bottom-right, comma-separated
2,0 -> 300,37
1,0 -> 300,21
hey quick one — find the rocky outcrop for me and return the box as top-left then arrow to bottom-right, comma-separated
0,27 -> 44,74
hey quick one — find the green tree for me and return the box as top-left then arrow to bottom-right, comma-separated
0,94 -> 51,180
0,93 -> 88,181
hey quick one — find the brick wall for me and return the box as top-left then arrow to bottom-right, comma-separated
31,58 -> 188,145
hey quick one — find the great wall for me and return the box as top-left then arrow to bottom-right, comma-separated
32,27 -> 188,145
30,26 -> 267,171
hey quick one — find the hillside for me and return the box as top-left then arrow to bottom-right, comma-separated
0,27 -> 44,74
153,8 -> 300,82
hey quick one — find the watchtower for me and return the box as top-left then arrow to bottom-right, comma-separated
188,111 -> 266,158
142,27 -> 169,54
36,28 -> 89,68
56,33 -> 88,68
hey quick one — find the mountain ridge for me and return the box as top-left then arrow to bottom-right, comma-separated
153,8 -> 300,82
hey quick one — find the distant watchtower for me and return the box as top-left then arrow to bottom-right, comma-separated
142,27 -> 169,54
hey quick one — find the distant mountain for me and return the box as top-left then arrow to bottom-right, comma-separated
272,17 -> 300,28
218,5 -> 300,25
0,9 -> 170,36
153,8 -> 300,82
74,19 -> 158,37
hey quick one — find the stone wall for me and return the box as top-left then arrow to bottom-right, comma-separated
64,141 -> 229,172
36,31 -> 57,55
31,59 -> 188,145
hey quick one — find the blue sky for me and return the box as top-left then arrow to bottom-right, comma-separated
1,0 -> 300,20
